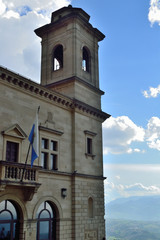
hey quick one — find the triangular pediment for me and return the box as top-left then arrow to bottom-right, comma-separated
2,124 -> 27,139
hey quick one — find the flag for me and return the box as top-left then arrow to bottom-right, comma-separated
28,111 -> 39,167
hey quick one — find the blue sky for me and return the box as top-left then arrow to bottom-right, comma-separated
1,0 -> 160,206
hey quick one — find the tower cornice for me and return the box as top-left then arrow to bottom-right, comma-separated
45,76 -> 105,96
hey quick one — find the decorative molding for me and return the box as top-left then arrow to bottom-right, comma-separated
39,126 -> 64,135
85,153 -> 96,160
39,111 -> 64,135
0,66 -> 110,121
39,168 -> 106,180
84,130 -> 97,136
2,124 -> 27,139
73,98 -> 110,120
46,76 -> 105,96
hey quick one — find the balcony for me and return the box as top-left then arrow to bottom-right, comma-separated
0,161 -> 41,201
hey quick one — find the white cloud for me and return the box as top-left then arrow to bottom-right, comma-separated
103,116 -> 145,155
105,181 -> 160,201
103,115 -> 160,154
0,0 -> 6,15
2,0 -> 71,18
0,0 -> 71,82
143,85 -> 160,98
125,182 -> 160,193
115,175 -> 120,180
3,10 -> 20,19
148,0 -> 160,25
127,148 -> 144,154
104,164 -> 160,202
146,117 -> 160,150
0,11 -> 47,81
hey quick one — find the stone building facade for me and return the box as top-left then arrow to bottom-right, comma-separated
0,5 -> 110,240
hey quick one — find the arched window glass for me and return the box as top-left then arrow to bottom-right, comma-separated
88,197 -> 93,218
7,201 -> 17,219
37,201 -> 56,240
82,47 -> 90,72
53,45 -> 63,71
40,210 -> 50,219
39,221 -> 49,240
0,201 -> 5,210
0,200 -> 19,240
0,211 -> 12,220
46,202 -> 53,218
36,202 -> 44,218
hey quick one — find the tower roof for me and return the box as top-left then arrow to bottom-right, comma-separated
51,5 -> 90,23
35,5 -> 105,42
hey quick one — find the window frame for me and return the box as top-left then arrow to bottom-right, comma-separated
3,137 -> 21,163
0,200 -> 20,240
36,201 -> 56,240
2,124 -> 27,164
88,197 -> 94,218
84,130 -> 97,159
40,136 -> 59,171
6,141 -> 19,163
87,137 -> 92,155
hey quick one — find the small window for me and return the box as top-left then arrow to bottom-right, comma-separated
87,138 -> 92,154
53,45 -> 63,71
88,197 -> 94,218
6,141 -> 19,162
82,47 -> 90,72
84,130 -> 97,159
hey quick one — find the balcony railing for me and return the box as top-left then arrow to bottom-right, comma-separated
0,160 -> 40,182
0,161 -> 41,201
5,164 -> 36,181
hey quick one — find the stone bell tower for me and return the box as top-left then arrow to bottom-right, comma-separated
35,5 -> 105,110
35,5 -> 109,240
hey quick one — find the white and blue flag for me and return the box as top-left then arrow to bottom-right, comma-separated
28,111 -> 39,167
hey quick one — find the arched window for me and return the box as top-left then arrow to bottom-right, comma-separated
53,45 -> 63,71
82,47 -> 90,72
88,197 -> 93,218
0,200 -> 20,240
36,201 -> 56,240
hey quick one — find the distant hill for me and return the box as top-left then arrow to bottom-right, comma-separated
106,195 -> 160,221
106,219 -> 160,240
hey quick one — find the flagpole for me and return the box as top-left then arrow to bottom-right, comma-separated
37,106 -> 40,114
20,106 -> 40,183
20,142 -> 31,182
